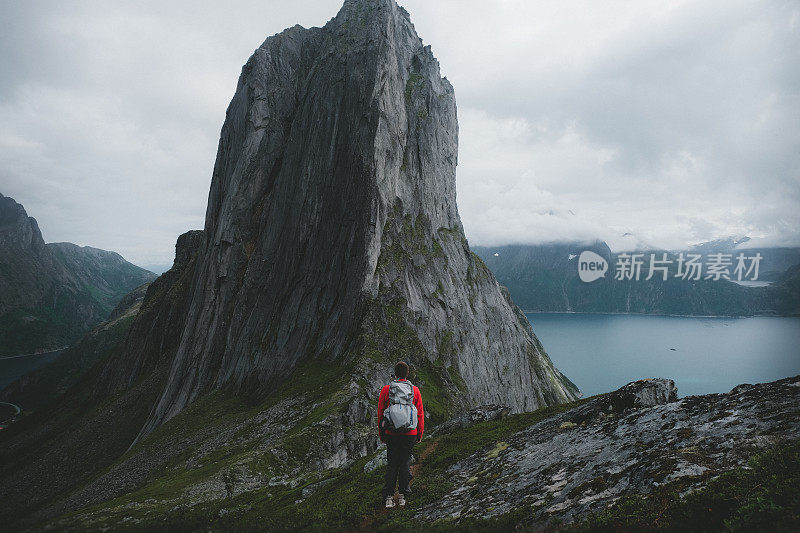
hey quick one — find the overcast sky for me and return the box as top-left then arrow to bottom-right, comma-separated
1,0 -> 798,267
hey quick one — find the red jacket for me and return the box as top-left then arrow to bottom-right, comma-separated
377,379 -> 424,437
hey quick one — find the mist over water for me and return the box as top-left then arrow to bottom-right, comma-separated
527,313 -> 800,397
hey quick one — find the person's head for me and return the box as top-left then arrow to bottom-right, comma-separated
394,361 -> 409,379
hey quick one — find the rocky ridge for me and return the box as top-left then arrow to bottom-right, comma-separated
418,376 -> 800,526
28,375 -> 800,531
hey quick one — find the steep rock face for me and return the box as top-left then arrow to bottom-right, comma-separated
0,193 -> 156,356
94,230 -> 204,398
144,0 -> 577,434
0,192 -> 59,317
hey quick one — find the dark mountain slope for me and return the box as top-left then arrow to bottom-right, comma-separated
31,376 -> 800,531
0,230 -> 203,527
0,282 -> 149,410
473,242 -> 798,316
0,193 -> 156,356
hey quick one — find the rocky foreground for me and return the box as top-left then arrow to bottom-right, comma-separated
36,375 -> 799,531
418,376 -> 800,527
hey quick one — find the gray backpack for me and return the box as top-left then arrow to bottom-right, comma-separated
383,380 -> 418,431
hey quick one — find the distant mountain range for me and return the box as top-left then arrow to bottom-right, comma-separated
686,237 -> 800,281
473,241 -> 800,316
0,193 -> 156,356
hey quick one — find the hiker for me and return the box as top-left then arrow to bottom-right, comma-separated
377,361 -> 424,508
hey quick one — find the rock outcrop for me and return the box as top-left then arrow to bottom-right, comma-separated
0,193 -> 156,356
20,375 -> 799,531
141,0 -> 577,436
418,376 -> 800,526
430,404 -> 512,436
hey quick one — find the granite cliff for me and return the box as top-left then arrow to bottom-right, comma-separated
140,0 -> 577,436
0,1 -> 578,528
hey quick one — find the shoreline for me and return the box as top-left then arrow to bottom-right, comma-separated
522,310 -> 796,319
0,347 -> 68,361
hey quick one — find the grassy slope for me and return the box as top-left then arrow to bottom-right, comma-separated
0,311 -> 136,409
0,284 -> 95,356
47,389 -> 800,532
49,395 -> 588,531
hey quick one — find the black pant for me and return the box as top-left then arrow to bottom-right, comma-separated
382,434 -> 416,498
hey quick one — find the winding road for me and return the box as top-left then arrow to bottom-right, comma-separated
0,401 -> 21,425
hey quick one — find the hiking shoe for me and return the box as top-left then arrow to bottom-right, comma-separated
398,493 -> 406,507
385,496 -> 395,508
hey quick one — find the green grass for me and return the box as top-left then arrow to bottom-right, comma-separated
94,359 -> 354,502
377,206 -> 445,274
436,329 -> 456,358
361,294 -> 427,365
446,364 -> 467,393
405,72 -> 425,101
59,393 -> 588,532
421,399 -> 588,475
412,359 -> 457,425
62,396 -> 800,532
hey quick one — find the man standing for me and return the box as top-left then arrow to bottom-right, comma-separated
377,361 -> 424,508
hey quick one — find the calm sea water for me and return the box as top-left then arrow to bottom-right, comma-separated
0,349 -> 65,391
526,313 -> 800,397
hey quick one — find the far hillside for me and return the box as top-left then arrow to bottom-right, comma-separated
473,241 -> 800,316
0,193 -> 156,357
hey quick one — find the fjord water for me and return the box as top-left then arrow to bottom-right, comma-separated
527,313 -> 800,397
0,349 -> 65,390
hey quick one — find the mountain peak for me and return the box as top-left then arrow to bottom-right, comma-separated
131,0 -> 578,438
0,193 -> 46,255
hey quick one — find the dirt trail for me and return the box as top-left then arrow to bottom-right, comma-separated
410,438 -> 438,479
357,438 -> 440,532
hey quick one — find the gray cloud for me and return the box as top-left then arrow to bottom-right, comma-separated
0,0 -> 798,266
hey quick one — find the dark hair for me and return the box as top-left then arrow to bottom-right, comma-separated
394,361 -> 409,379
